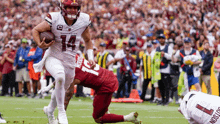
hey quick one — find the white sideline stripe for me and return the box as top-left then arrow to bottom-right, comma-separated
15,108 -> 24,110
145,116 -> 184,119
4,116 -> 92,119
4,116 -> 74,119
16,108 -> 91,110
80,116 -> 92,118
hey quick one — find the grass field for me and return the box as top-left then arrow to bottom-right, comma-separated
0,96 -> 188,124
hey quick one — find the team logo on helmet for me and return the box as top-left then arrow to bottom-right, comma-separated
60,0 -> 82,20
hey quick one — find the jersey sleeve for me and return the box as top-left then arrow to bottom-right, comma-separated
86,14 -> 91,27
45,13 -> 52,26
107,54 -> 114,63
45,12 -> 58,26
74,67 -> 85,81
81,13 -> 91,27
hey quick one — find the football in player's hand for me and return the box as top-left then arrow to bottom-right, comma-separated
40,31 -> 55,44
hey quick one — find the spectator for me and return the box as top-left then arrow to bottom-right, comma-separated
13,38 -> 30,97
96,42 -> 114,71
172,37 -> 202,94
156,34 -> 173,106
169,44 -> 180,104
140,43 -> 155,101
0,44 -> 15,96
0,55 -> 3,89
199,42 -> 213,94
25,41 -> 43,98
114,41 -> 128,96
115,47 -> 137,98
151,39 -> 162,103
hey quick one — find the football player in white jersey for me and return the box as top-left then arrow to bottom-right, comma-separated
32,0 -> 95,124
179,91 -> 220,124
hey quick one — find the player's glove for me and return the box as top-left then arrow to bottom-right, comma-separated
185,60 -> 193,65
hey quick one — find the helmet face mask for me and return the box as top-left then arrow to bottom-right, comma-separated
60,0 -> 81,20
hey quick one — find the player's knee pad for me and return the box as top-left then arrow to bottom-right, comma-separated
54,72 -> 65,86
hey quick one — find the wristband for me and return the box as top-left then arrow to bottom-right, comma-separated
87,49 -> 94,61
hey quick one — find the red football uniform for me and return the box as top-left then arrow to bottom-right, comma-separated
74,56 -> 119,119
74,56 -> 118,94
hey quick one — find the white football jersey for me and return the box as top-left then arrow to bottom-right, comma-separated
45,12 -> 91,68
180,91 -> 220,124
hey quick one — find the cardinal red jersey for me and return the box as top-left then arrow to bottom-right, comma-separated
75,56 -> 118,93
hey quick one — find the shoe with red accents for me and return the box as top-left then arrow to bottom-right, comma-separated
124,112 -> 141,124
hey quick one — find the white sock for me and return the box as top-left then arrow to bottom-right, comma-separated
48,91 -> 57,113
55,80 -> 65,113
123,115 -> 129,121
123,113 -> 133,122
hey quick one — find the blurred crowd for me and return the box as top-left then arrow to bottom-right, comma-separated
0,0 -> 219,103
0,0 -> 219,53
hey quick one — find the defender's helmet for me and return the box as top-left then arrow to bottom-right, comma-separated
60,0 -> 82,20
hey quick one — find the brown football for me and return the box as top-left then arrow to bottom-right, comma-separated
40,31 -> 55,44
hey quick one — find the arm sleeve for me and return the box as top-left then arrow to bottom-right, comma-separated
140,60 -> 143,66
114,51 -> 120,59
107,55 -> 114,71
45,13 -> 52,26
82,13 -> 91,28
87,14 -> 91,27
23,48 -> 31,62
30,48 -> 43,60
142,43 -> 147,50
74,68 -> 84,81
24,56 -> 32,62
107,54 -> 114,62
164,46 -> 173,60
174,50 -> 180,59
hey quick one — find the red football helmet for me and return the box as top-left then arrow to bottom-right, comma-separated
60,0 -> 82,20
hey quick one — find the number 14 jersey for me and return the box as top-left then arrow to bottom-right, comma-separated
45,12 -> 91,68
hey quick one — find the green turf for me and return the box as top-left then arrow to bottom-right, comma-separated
0,96 -> 188,124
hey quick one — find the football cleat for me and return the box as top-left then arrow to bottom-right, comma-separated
125,112 -> 141,124
0,113 -> 6,123
58,111 -> 68,124
43,106 -> 56,124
